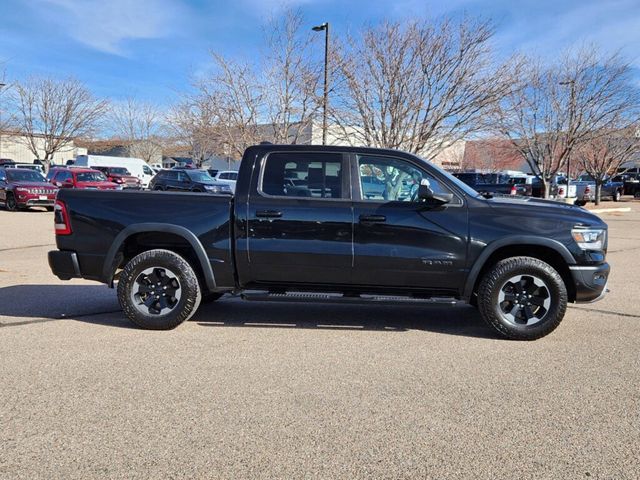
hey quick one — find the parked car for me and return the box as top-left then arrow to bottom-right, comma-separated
93,166 -> 142,189
210,170 -> 238,193
0,158 -> 16,168
612,173 -> 640,197
49,144 -> 610,341
528,176 -> 561,199
453,172 -> 527,196
48,167 -> 120,190
0,168 -> 58,211
73,155 -> 155,187
1,163 -> 45,174
149,169 -> 232,194
572,174 -> 624,204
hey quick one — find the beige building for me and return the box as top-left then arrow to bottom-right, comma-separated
0,132 -> 87,165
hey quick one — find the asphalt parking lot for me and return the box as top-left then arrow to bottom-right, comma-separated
1,202 -> 639,479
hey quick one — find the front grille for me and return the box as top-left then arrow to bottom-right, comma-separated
25,188 -> 55,195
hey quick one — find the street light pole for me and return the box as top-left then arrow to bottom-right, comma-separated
560,79 -> 576,199
312,22 -> 329,145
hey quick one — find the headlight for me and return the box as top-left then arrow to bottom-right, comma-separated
204,184 -> 232,194
571,228 -> 606,250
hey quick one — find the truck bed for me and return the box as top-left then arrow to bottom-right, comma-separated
54,189 -> 235,287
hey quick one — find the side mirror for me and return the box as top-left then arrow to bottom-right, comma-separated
62,179 -> 74,188
418,184 -> 453,204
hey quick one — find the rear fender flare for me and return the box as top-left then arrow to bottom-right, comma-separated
462,236 -> 575,301
103,223 -> 216,290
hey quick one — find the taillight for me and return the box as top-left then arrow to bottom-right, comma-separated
54,200 -> 72,235
584,185 -> 591,194
558,187 -> 565,195
510,185 -> 517,195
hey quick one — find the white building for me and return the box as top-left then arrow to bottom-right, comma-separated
0,132 -> 87,165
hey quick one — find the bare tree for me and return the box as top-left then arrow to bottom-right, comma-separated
493,48 -> 640,197
0,66 -> 12,134
576,127 -> 640,204
181,10 -> 321,160
0,66 -> 13,159
166,96 -> 221,167
198,55 -> 263,159
111,97 -> 164,164
331,17 -> 514,157
262,11 -> 321,144
12,77 -> 107,170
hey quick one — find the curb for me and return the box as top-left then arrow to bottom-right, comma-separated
587,207 -> 632,214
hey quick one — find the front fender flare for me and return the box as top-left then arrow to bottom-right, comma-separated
462,236 -> 575,301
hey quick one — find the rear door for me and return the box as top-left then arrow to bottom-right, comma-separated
351,153 -> 468,295
245,151 -> 353,285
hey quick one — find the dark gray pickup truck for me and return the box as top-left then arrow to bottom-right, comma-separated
49,144 -> 610,340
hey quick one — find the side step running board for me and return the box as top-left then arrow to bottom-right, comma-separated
240,291 -> 458,306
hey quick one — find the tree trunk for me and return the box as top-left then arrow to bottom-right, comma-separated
595,181 -> 602,205
542,179 -> 551,199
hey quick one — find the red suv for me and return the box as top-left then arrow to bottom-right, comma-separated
93,166 -> 142,189
0,168 -> 58,211
48,168 -> 120,190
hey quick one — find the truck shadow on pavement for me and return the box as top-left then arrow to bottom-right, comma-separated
0,285 -> 495,338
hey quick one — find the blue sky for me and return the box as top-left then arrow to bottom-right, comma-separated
1,0 -> 639,106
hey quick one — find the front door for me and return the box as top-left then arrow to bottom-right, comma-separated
246,151 -> 353,286
351,154 -> 468,295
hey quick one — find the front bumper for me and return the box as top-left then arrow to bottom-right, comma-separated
24,198 -> 55,207
48,250 -> 81,281
570,263 -> 610,303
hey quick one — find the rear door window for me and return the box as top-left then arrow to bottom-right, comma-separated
260,152 -> 346,199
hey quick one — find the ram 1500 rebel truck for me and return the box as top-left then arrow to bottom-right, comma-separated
48,145 -> 610,340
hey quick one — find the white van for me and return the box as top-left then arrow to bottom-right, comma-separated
74,155 -> 155,187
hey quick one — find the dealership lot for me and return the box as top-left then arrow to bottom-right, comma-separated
1,204 -> 639,479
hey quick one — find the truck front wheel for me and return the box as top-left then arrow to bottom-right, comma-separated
117,249 -> 202,330
477,256 -> 567,340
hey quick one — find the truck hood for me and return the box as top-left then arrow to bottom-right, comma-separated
486,195 -> 605,227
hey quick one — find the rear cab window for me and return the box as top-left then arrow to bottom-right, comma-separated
259,152 -> 347,200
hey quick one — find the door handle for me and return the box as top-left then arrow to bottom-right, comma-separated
256,210 -> 283,218
359,214 -> 386,223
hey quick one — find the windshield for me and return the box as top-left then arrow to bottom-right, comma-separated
109,167 -> 130,175
6,170 -> 47,182
187,170 -> 215,183
76,171 -> 108,182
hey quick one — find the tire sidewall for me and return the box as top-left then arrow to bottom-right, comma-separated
117,249 -> 201,330
479,257 -> 567,340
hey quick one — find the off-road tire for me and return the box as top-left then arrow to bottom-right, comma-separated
117,249 -> 201,330
202,292 -> 224,303
477,256 -> 567,340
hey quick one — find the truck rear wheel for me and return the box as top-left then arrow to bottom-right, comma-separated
117,249 -> 202,330
477,256 -> 567,340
